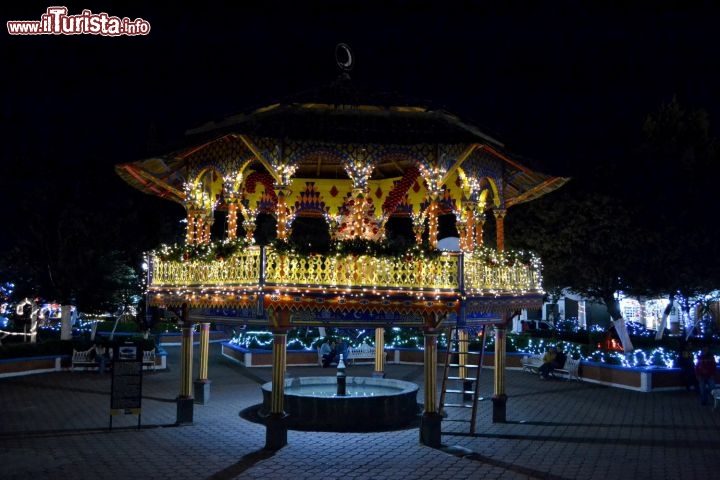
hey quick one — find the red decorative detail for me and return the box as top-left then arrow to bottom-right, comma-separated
375,186 -> 383,198
600,334 -> 624,351
330,185 -> 339,197
412,180 -> 421,193
244,172 -> 278,203
382,166 -> 420,215
455,176 -> 462,187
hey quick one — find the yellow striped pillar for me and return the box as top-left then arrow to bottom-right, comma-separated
458,329 -> 468,380
420,328 -> 441,447
492,325 -> 507,423
176,304 -> 194,424
194,322 -> 211,405
270,332 -> 287,415
198,322 -> 210,380
373,327 -> 385,378
180,324 -> 194,397
266,330 -> 288,450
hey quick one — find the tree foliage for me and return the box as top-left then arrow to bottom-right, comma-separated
628,97 -> 720,302
507,174 -> 641,320
0,169 -> 183,313
507,97 -> 720,324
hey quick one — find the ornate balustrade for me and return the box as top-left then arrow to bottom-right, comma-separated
463,255 -> 542,295
149,247 -> 541,295
264,251 -> 459,290
150,248 -> 262,286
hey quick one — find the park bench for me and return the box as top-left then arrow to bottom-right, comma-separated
551,357 -> 581,381
72,347 -> 156,372
71,347 -> 97,371
316,343 -> 385,366
346,343 -> 386,365
521,354 -> 544,374
142,348 -> 156,371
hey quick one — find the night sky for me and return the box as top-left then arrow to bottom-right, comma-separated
3,2 -> 720,241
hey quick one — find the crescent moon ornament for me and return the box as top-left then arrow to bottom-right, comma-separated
335,43 -> 354,72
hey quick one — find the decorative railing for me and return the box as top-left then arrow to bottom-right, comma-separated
463,254 -> 542,294
149,247 -> 541,294
264,251 -> 459,289
150,248 -> 262,286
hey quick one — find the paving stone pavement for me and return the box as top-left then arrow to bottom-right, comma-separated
1,343 -> 719,480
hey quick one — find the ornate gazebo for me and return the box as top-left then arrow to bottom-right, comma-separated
116,46 -> 568,448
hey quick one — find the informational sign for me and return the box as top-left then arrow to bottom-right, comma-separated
109,341 -> 143,430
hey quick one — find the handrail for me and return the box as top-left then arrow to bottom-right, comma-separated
148,247 -> 541,295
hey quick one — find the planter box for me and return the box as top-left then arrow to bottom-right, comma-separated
156,330 -> 229,346
0,355 -> 68,378
576,362 -> 720,392
0,350 -> 168,378
97,330 -> 228,346
222,343 -> 719,393
222,343 -> 319,367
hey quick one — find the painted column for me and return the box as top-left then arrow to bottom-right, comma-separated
266,307 -> 290,450
176,304 -> 194,425
226,201 -> 238,240
456,220 -> 468,251
427,201 -> 439,249
492,325 -> 507,423
466,217 -> 475,251
275,187 -> 291,241
460,200 -> 475,251
420,329 -> 441,447
412,213 -> 425,245
194,322 -> 212,405
458,329 -> 468,380
493,208 -> 507,252
202,215 -> 213,244
266,330 -> 288,450
474,212 -> 485,248
373,327 -> 385,378
185,210 -> 196,245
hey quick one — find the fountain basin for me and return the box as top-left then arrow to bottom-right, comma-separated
260,376 -> 420,431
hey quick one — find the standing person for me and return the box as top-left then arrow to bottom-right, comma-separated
695,346 -> 717,405
677,341 -> 698,392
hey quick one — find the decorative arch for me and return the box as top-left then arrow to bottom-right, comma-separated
242,171 -> 278,215
287,143 -> 353,175
186,167 -> 223,210
477,177 -> 501,209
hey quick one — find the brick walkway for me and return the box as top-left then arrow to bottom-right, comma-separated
1,343 -> 719,479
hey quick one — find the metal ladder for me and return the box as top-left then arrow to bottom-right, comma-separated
439,324 -> 487,434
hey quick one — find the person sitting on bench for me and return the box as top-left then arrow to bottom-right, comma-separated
539,346 -> 566,379
320,339 -> 338,368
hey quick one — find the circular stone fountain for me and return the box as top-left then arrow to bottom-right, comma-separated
259,376 -> 420,431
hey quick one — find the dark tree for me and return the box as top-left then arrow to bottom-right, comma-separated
626,97 -> 720,336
